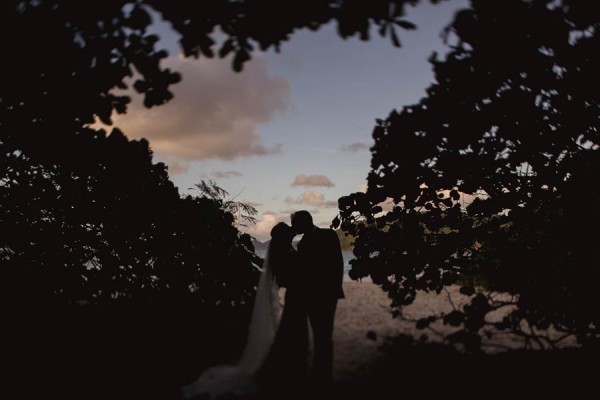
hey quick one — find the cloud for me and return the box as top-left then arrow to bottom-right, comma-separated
291,174 -> 334,188
360,184 -> 395,213
279,208 -> 298,215
165,160 -> 189,176
437,189 -> 487,208
212,170 -> 243,179
359,185 -> 485,213
152,154 -> 190,176
112,56 -> 289,160
316,220 -> 334,228
243,201 -> 263,208
340,142 -> 370,152
378,198 -> 396,212
284,191 -> 338,208
244,211 -> 285,240
279,207 -> 320,215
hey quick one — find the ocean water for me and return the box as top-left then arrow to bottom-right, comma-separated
254,249 -> 354,276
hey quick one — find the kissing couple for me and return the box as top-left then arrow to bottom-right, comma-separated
182,210 -> 345,399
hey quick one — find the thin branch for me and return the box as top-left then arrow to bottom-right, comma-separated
541,330 -> 557,350
512,323 -> 548,350
524,319 -> 547,350
444,286 -> 458,311
552,332 -> 575,344
229,187 -> 245,202
424,324 -> 448,339
489,300 -> 519,308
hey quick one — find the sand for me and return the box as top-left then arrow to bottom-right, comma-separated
332,280 -> 401,381
330,280 -> 577,382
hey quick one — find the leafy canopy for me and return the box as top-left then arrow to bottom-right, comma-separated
0,0 -> 431,305
0,0 -> 451,394
336,0 -> 600,350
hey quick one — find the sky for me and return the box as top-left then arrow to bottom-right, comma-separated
112,0 -> 469,241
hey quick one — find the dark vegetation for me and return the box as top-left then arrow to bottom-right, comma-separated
336,0 -> 600,353
2,0 -> 599,397
0,0 -> 430,398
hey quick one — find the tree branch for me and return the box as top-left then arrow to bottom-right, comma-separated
444,286 -> 458,311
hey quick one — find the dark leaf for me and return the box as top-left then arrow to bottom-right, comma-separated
133,79 -> 148,93
129,6 -> 151,30
416,317 -> 431,329
443,310 -> 464,327
331,216 -> 341,229
378,22 -> 388,37
366,330 -> 377,341
459,286 -> 475,296
233,49 -> 250,72
395,20 -> 416,30
390,27 -> 401,47
219,39 -> 235,58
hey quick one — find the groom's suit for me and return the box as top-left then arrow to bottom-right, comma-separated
297,226 -> 344,383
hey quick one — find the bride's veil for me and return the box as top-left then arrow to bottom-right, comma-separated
239,242 -> 282,374
181,244 -> 282,399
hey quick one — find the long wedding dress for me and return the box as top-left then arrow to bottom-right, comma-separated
181,245 -> 282,399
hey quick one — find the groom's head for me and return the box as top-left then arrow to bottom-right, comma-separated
291,210 -> 313,235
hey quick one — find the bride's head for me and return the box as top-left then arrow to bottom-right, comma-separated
270,222 -> 295,246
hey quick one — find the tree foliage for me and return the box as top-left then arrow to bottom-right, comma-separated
0,0 -> 437,304
194,180 -> 259,228
336,0 -> 600,350
0,0 -> 438,394
2,0 -> 431,135
0,123 -> 262,395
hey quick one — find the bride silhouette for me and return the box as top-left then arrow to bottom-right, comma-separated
181,222 -> 307,399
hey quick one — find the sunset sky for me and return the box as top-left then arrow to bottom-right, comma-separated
112,0 -> 468,240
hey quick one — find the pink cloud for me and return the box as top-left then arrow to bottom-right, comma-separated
291,174 -> 334,188
340,142 -> 370,152
284,191 -> 338,208
166,160 -> 189,176
212,170 -> 243,179
111,56 -> 289,160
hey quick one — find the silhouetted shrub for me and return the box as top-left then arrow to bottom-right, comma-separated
337,0 -> 600,351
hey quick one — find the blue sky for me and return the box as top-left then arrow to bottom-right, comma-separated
113,0 -> 469,240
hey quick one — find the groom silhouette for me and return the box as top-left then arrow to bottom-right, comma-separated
291,210 -> 344,386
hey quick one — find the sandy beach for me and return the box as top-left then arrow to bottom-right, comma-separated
331,280 -> 577,382
332,280 -> 394,381
332,279 -> 458,382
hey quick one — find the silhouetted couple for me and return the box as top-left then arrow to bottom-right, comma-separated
182,210 -> 344,399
